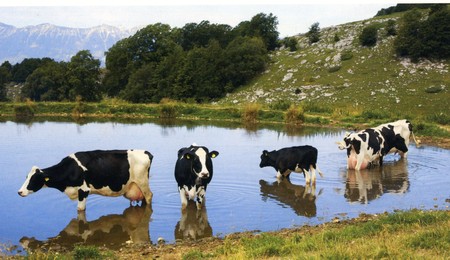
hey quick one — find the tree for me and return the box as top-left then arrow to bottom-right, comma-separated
234,13 -> 279,51
0,62 -> 12,101
306,22 -> 320,44
67,50 -> 101,101
22,60 -> 68,101
394,9 -> 423,58
359,25 -> 378,47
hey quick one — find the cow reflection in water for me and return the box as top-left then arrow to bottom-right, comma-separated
20,205 -> 152,251
175,202 -> 212,240
344,160 -> 409,204
259,179 -> 321,217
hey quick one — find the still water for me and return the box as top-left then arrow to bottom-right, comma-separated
0,120 -> 449,254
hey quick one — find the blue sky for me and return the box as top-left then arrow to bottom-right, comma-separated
0,1 -> 398,37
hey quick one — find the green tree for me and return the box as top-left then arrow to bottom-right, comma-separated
11,58 -> 53,83
103,23 -> 178,97
394,9 -> 423,58
22,60 -> 68,101
223,36 -> 268,88
359,25 -> 378,47
180,21 -> 232,50
234,13 -> 279,51
67,50 -> 101,101
306,22 -> 320,44
0,61 -> 12,101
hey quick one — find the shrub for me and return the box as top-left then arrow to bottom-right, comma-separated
328,65 -> 341,73
269,100 -> 292,111
159,101 -> 178,118
425,85 -> 443,94
73,246 -> 103,260
285,104 -> 305,124
341,51 -> 353,61
72,95 -> 85,118
14,98 -> 35,118
360,25 -> 378,47
242,103 -> 260,123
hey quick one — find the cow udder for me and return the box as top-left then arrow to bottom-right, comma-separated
124,182 -> 144,202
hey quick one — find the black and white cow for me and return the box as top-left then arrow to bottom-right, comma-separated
259,145 -> 323,184
337,119 -> 420,170
174,144 -> 219,210
18,150 -> 153,211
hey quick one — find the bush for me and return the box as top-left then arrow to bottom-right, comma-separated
159,98 -> 178,118
285,104 -> 305,124
14,99 -> 35,118
269,100 -> 292,111
360,25 -> 378,47
425,85 -> 443,94
73,246 -> 103,260
328,65 -> 341,73
242,103 -> 260,123
341,51 -> 353,61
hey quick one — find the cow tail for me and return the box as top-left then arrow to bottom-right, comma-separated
316,164 -> 324,178
411,131 -> 421,147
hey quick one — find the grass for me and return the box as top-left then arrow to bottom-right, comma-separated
189,210 -> 450,259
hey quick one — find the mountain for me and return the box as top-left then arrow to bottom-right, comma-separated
0,22 -> 137,65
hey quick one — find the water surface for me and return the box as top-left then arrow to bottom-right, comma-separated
0,120 -> 448,254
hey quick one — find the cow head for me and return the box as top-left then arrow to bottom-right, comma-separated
259,150 -> 276,168
18,166 -> 48,197
337,132 -> 353,150
183,145 -> 219,179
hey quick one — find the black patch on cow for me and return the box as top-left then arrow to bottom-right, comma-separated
78,189 -> 89,202
41,157 -> 85,192
259,145 -> 318,178
26,168 -> 46,192
365,129 -> 381,154
74,150 -> 130,192
358,133 -> 367,143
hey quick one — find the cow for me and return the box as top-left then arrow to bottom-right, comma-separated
259,145 -> 324,185
18,150 -> 153,211
337,119 -> 420,170
174,144 -> 219,210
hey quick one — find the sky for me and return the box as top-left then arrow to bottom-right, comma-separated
0,1 -> 431,37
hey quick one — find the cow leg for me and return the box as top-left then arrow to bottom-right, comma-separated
303,169 -> 311,185
196,187 -> 206,210
179,187 -> 188,210
77,182 -> 90,211
355,153 -> 365,171
310,164 -> 317,184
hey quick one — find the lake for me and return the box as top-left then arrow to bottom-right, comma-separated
0,119 -> 449,254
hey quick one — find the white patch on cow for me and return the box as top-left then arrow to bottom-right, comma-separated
69,154 -> 88,171
194,148 -> 209,177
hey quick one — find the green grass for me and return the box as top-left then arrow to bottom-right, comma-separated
198,210 -> 450,259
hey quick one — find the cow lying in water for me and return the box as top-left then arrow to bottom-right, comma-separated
18,150 -> 153,211
337,119 -> 420,170
175,144 -> 219,210
259,145 -> 323,185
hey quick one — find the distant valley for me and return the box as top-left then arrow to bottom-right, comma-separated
0,22 -> 137,65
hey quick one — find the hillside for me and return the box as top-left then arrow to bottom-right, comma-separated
0,22 -> 135,65
219,13 -> 449,122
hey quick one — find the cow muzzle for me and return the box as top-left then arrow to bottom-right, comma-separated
18,190 -> 29,197
199,172 -> 209,179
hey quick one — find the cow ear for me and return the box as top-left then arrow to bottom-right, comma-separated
44,177 -> 50,182
185,154 -> 191,160
263,150 -> 268,156
210,151 -> 219,158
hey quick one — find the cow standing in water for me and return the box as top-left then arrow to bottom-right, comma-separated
18,150 -> 153,211
337,119 -> 420,170
259,145 -> 323,185
174,144 -> 219,210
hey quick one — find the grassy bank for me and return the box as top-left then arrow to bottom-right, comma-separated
10,209 -> 449,259
1,100 -> 449,145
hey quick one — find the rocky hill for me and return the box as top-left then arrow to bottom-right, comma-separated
219,13 -> 449,120
0,22 -> 135,65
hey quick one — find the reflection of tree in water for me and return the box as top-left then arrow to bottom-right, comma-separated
344,159 -> 409,204
174,202 -> 212,241
20,205 -> 152,251
259,179 -> 320,217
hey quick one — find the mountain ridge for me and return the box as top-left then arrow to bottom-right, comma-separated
0,22 -> 137,65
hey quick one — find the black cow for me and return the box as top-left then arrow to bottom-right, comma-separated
18,150 -> 153,211
174,144 -> 219,210
259,145 -> 323,184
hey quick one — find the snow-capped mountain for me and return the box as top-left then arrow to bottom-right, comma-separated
0,22 -> 137,65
